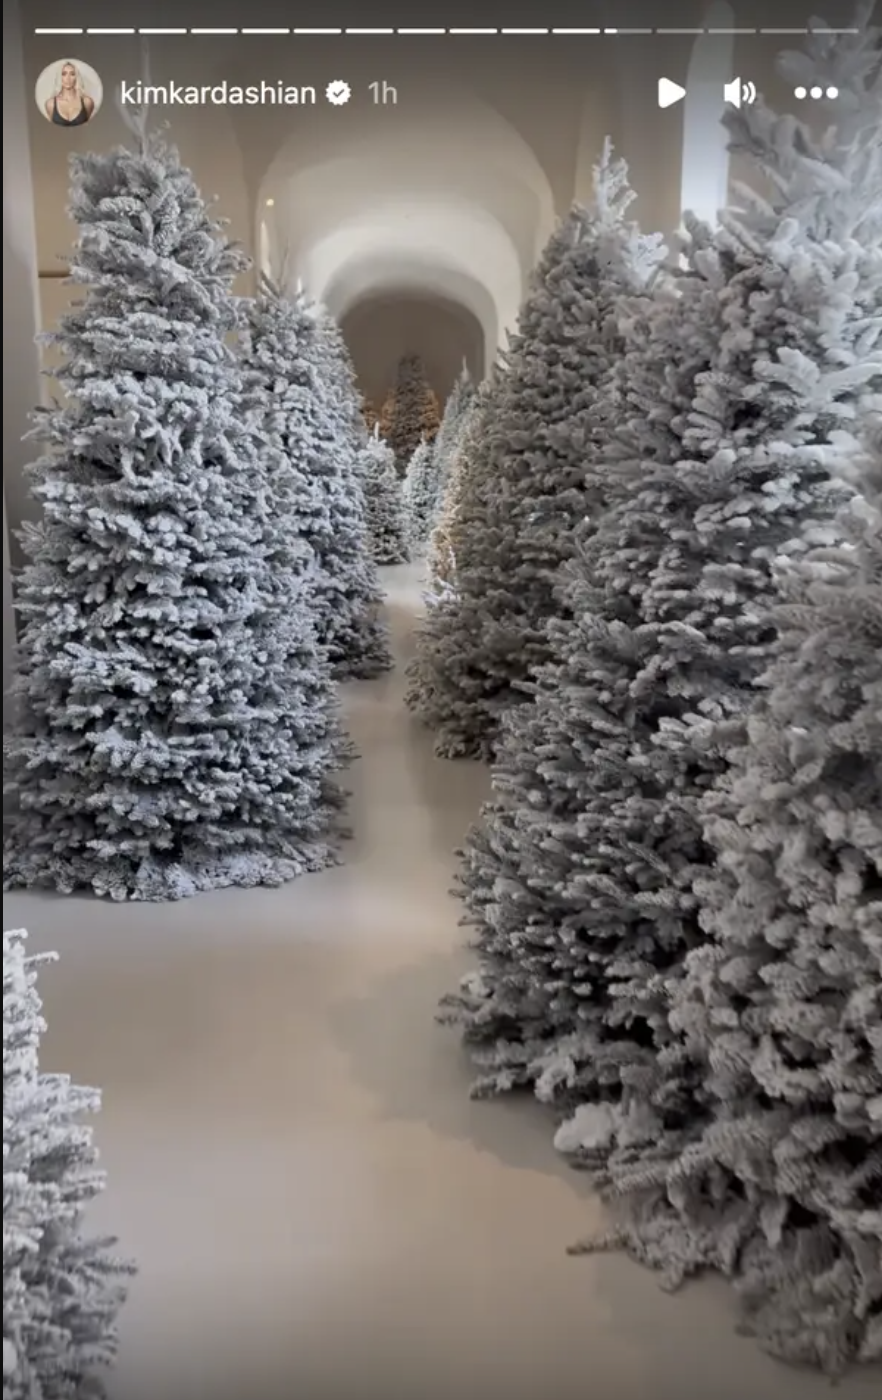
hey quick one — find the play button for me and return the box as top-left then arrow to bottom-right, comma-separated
657,77 -> 687,108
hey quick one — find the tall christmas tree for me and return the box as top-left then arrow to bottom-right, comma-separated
428,364 -> 476,528
4,132 -> 347,899
594,415 -> 881,1371
4,928 -> 133,1399
444,9 -> 880,1101
438,234 -> 725,1079
241,281 -> 391,681
563,13 -> 882,1373
381,353 -> 440,474
549,2 -> 882,1158
443,10 -> 881,1372
406,145 -> 667,761
403,437 -> 438,548
361,429 -> 410,565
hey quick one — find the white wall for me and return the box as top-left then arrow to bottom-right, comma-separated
681,3 -> 735,226
4,1 -> 43,579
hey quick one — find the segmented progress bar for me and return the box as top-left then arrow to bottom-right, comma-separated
33,26 -> 860,37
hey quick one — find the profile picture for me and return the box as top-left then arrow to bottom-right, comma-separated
35,59 -> 103,127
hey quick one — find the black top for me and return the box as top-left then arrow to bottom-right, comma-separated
51,96 -> 89,127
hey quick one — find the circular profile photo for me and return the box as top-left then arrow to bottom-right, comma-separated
35,59 -> 102,128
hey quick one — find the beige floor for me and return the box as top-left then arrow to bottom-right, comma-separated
6,561 -> 878,1400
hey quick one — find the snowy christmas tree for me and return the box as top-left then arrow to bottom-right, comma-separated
241,280 -> 391,680
443,11 -> 881,1373
404,369 -> 507,738
407,145 -> 667,760
381,353 -> 440,474
428,364 -> 476,529
314,309 -> 368,449
560,15 -> 882,1373
546,2 -> 882,1153
438,236 -> 726,1077
361,429 -> 410,565
403,437 -> 439,548
594,414 -> 881,1372
4,131 -> 348,900
4,928 -> 133,1399
424,387 -> 484,603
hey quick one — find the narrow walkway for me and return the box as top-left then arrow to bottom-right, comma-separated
7,563 -> 876,1400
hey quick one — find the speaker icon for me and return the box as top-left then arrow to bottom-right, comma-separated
723,77 -> 757,107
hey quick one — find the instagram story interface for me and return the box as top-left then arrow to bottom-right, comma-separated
5,4 -> 881,1400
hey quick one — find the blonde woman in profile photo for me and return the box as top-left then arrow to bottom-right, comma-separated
44,60 -> 95,126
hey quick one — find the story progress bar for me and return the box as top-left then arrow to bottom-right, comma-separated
33,26 -> 859,37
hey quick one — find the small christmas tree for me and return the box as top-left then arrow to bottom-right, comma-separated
428,364 -> 476,528
382,353 -> 440,474
242,281 -> 391,681
403,437 -> 438,547
361,429 -> 410,565
404,370 -> 507,743
424,388 -> 483,603
4,928 -> 133,1399
407,145 -> 667,761
315,310 -> 369,450
5,132 -> 347,900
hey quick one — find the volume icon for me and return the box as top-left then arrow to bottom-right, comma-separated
723,76 -> 757,107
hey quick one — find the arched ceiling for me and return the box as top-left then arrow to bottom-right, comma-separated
326,257 -> 497,367
307,200 -> 519,355
257,94 -> 556,353
341,290 -> 484,405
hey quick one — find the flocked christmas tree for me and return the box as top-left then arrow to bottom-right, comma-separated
361,428 -> 410,565
428,364 -> 476,529
438,228 -> 724,1079
444,8 -> 881,1099
4,128 -> 348,900
407,144 -> 667,760
241,279 -> 391,680
381,353 -> 440,474
405,369 -> 507,728
4,928 -> 133,1399
589,413 -> 881,1372
423,385 -> 484,603
402,437 -> 439,548
546,1 -> 882,1160
443,10 -> 882,1373
562,15 -> 882,1373
314,307 -> 371,452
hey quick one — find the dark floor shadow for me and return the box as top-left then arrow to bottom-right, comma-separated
328,944 -> 882,1398
383,600 -> 421,667
401,705 -> 490,857
327,942 -> 594,1195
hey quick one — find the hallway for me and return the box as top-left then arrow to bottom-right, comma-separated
5,563 -> 877,1400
